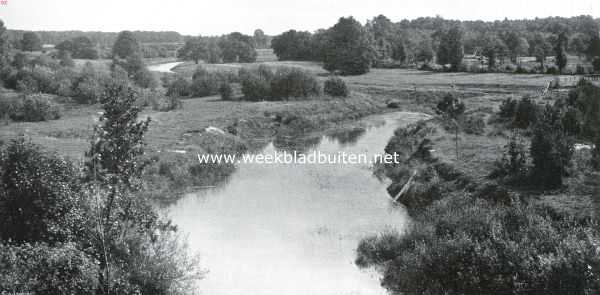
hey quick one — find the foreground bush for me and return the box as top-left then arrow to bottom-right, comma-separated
357,195 -> 600,295
0,85 -> 203,294
0,242 -> 99,294
0,138 -> 84,242
324,76 -> 349,97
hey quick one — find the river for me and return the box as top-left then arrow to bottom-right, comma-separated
147,61 -> 184,73
167,111 -> 426,295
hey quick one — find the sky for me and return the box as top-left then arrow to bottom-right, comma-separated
0,0 -> 597,36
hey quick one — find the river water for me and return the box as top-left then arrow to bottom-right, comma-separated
167,112 -> 426,295
147,61 -> 184,73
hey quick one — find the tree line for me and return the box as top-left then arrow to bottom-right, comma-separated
270,15 -> 600,75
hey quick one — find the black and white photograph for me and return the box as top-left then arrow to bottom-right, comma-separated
1,1 -> 600,294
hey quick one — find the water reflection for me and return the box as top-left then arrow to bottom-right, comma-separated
326,127 -> 367,147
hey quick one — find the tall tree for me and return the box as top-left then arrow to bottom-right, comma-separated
554,32 -> 568,73
568,33 -> 590,58
323,17 -> 375,75
112,31 -> 140,59
56,36 -> 98,59
218,32 -> 257,63
436,25 -> 464,71
177,37 -> 208,64
481,34 -> 508,68
530,33 -> 552,68
271,30 -> 313,61
0,20 -> 9,68
20,32 -> 42,52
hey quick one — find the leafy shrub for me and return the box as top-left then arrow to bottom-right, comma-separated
546,66 -> 559,75
239,67 -> 272,101
490,132 -> 528,182
435,93 -> 465,119
238,65 -> 321,101
567,80 -> 600,139
461,114 -> 485,135
270,67 -> 320,99
0,94 -> 61,122
0,242 -> 99,294
561,106 -> 582,136
357,195 -> 600,295
219,82 -> 233,100
0,138 -> 83,243
591,135 -> 600,170
142,89 -> 181,112
165,76 -> 191,98
498,97 -> 517,119
593,58 -> 600,73
189,67 -> 230,97
512,95 -> 538,129
324,76 -> 349,97
530,105 -> 574,188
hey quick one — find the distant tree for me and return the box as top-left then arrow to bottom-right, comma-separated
112,31 -> 140,59
369,15 -> 395,41
310,29 -> 330,62
504,32 -> 529,63
503,32 -> 521,62
56,36 -> 98,59
111,31 -> 155,88
481,34 -> 508,68
415,39 -> 434,63
568,33 -> 590,58
20,32 -> 42,52
253,29 -> 268,49
177,37 -> 208,64
323,17 -> 375,75
57,50 -> 74,67
11,52 -> 27,69
588,36 -> 600,59
271,30 -> 313,61
530,33 -> 552,68
205,39 -> 222,63
435,93 -> 465,160
436,25 -> 464,71
218,32 -> 257,63
554,32 -> 568,73
0,20 -> 9,68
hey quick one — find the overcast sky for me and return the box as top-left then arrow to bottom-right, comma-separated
0,0 -> 597,36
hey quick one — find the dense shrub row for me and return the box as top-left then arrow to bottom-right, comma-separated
238,65 -> 321,101
163,67 -> 235,99
356,194 -> 600,295
0,93 -> 61,122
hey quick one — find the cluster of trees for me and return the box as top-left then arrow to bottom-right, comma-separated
0,20 -> 159,111
6,29 -> 183,49
163,64 -> 347,101
55,36 -> 99,59
177,32 -> 258,64
271,15 -> 600,74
